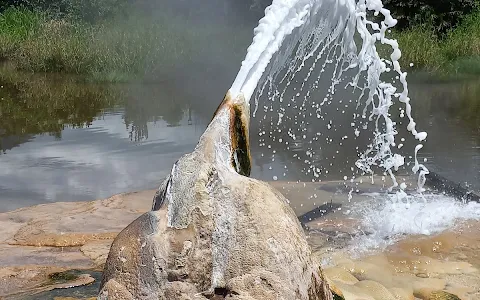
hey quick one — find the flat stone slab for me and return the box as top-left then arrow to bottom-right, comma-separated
0,190 -> 155,297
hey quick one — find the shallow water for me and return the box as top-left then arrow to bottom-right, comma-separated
301,183 -> 480,299
0,68 -> 479,211
311,216 -> 480,299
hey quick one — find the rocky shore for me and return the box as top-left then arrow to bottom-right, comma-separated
0,181 -> 479,299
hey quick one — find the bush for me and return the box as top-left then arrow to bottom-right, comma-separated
383,0 -> 479,35
2,10 -> 251,80
389,9 -> 480,76
0,0 -> 131,23
0,7 -> 43,59
0,1 -> 253,79
392,26 -> 444,71
11,15 -> 195,75
14,19 -> 93,72
0,7 -> 42,38
442,10 -> 480,60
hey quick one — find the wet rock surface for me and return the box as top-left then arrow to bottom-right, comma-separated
0,178 -> 478,299
0,181 -> 344,298
0,190 -> 155,298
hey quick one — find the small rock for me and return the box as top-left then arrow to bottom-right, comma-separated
389,287 -> 414,300
354,280 -> 397,300
324,267 -> 359,285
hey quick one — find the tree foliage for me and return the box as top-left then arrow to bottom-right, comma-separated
0,0 -> 130,22
0,0 -> 272,24
383,0 -> 479,35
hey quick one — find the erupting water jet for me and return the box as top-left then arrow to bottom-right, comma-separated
230,0 -> 429,192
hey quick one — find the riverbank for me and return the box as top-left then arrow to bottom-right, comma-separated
0,7 -> 250,82
387,9 -> 480,78
2,6 -> 480,81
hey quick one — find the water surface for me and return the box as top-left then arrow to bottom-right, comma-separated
0,68 -> 479,211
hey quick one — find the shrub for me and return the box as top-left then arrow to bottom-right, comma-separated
383,0 -> 479,35
386,8 -> 480,76
0,7 -> 44,59
442,10 -> 480,60
0,7 -> 42,39
390,26 -> 445,71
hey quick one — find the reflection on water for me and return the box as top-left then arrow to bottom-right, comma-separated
0,66 -> 214,211
407,81 -> 480,192
0,66 -> 479,211
253,74 -> 480,193
122,84 -> 194,142
0,67 -> 118,152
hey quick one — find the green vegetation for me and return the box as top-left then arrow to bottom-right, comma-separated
0,7 -> 200,80
382,0 -> 478,35
2,0 -> 479,78
0,1 -> 251,82
386,8 -> 480,77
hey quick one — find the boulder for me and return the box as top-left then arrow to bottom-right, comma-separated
99,93 -> 333,300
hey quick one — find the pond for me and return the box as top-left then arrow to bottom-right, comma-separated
0,66 -> 479,212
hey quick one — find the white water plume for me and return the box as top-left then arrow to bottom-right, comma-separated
348,193 -> 480,254
229,0 -> 428,192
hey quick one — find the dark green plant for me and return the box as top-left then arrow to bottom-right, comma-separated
383,0 -> 479,35
60,0 -> 130,23
0,7 -> 42,39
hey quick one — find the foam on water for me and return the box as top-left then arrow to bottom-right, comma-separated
229,0 -> 429,191
349,193 -> 480,255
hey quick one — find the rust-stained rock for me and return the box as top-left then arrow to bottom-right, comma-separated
98,93 -> 333,300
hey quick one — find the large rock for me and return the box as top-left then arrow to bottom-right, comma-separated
98,93 -> 333,300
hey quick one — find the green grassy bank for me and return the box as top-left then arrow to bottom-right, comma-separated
2,4 -> 480,80
389,9 -> 480,77
0,7 -> 249,82
0,7 -> 186,80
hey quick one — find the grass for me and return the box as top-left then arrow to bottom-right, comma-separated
6,4 -> 479,80
390,9 -> 480,77
0,7 -> 250,82
0,7 -> 43,59
0,8 -> 197,79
